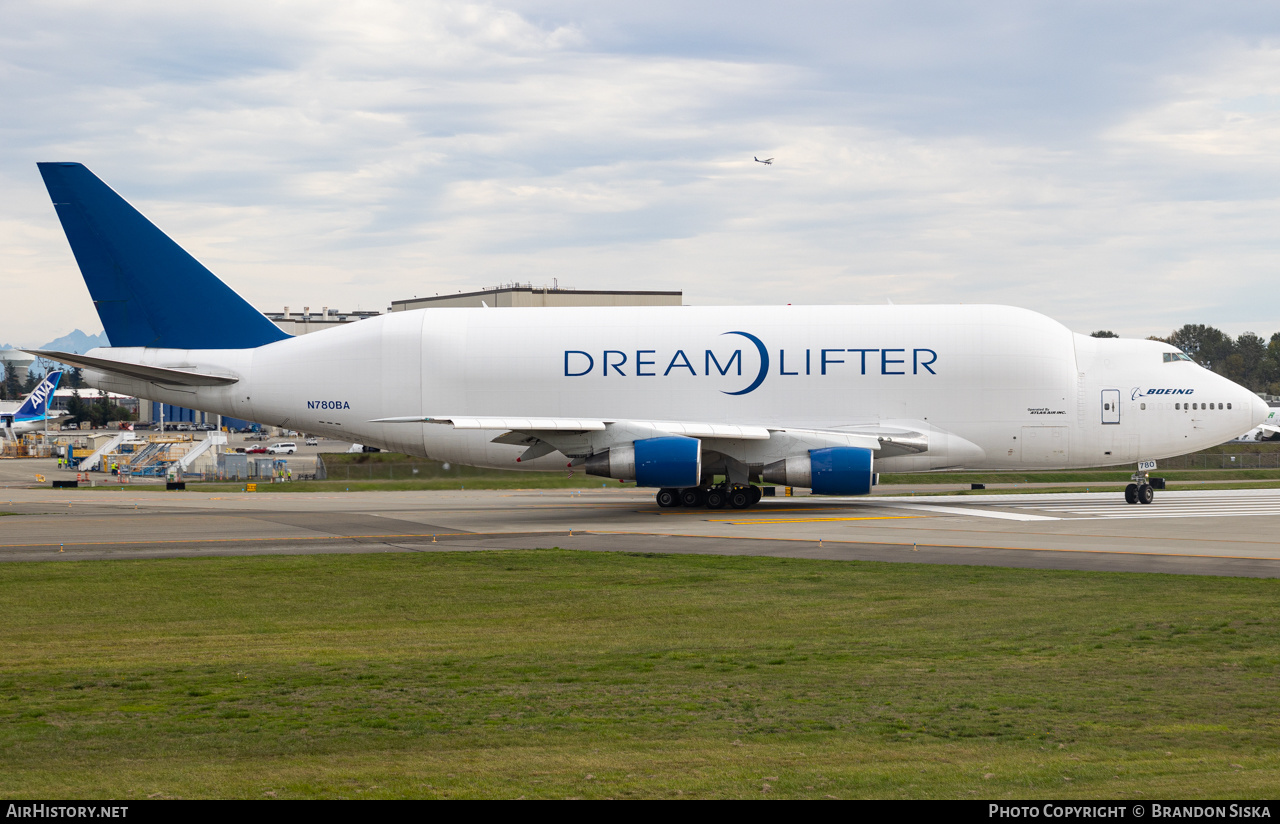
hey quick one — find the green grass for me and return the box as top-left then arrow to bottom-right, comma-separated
71,468 -> 1280,495
73,477 -> 625,493
880,469 -> 1280,485
1187,442 -> 1280,455
1,551 -> 1278,798
66,475 -> 1280,494
56,446 -> 1280,493
890,480 -> 1280,496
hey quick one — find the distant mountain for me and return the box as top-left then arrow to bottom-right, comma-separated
26,329 -> 108,376
39,329 -> 108,353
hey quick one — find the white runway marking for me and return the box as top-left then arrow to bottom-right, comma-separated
876,503 -> 1060,521
1008,490 -> 1280,520
849,490 -> 1280,522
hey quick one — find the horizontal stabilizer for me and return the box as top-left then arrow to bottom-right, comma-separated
25,350 -> 239,387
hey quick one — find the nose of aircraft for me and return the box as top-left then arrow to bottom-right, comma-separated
1252,393 -> 1271,427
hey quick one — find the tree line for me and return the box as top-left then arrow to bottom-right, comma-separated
1091,326 -> 1280,395
0,367 -> 34,402
0,362 -> 85,401
63,390 -> 135,427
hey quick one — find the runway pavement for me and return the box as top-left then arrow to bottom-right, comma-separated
3,485 -> 1280,576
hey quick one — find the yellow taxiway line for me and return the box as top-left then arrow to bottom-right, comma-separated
709,515 -> 924,525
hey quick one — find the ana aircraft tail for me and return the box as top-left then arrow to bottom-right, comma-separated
37,163 -> 290,350
14,370 -> 62,421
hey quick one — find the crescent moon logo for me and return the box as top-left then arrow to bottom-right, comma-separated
721,331 -> 769,395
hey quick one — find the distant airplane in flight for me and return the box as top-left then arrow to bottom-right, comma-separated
754,156 -> 773,165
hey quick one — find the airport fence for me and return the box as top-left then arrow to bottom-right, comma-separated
315,456 -> 549,481
1155,452 -> 1280,470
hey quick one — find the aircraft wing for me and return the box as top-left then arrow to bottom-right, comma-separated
372,415 -> 925,460
1260,424 -> 1280,435
373,415 -> 609,431
372,415 -> 773,439
24,349 -> 239,387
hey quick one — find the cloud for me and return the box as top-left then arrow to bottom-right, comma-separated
2,1 -> 1280,344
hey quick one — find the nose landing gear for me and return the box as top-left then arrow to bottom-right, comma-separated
1124,482 -> 1154,505
1124,463 -> 1159,505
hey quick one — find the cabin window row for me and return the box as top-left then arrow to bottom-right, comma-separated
1138,402 -> 1232,410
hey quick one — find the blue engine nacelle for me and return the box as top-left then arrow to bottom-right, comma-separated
762,446 -> 875,495
583,435 -> 702,488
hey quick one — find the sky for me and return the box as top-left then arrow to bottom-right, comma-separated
3,1 -> 1280,345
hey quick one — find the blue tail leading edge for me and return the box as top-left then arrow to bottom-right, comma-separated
14,370 -> 62,421
37,163 -> 290,350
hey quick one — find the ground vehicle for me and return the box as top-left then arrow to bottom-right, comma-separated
245,445 -> 267,454
268,442 -> 297,455
305,437 -> 318,446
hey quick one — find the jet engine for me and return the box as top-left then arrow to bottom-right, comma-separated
762,446 -> 875,495
583,435 -> 702,488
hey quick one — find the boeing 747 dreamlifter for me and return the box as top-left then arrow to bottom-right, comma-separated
26,163 -> 1269,508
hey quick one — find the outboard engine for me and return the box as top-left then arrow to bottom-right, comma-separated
762,446 -> 875,495
584,435 -> 702,488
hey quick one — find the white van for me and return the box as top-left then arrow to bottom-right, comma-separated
267,442 -> 297,455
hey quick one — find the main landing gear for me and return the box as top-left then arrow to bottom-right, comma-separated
656,484 -> 762,509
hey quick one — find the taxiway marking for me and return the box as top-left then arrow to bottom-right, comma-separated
709,516 -> 923,525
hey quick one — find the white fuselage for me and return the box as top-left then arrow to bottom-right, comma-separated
80,304 -> 1269,474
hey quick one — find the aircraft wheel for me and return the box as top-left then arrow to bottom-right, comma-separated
1137,484 -> 1154,505
705,488 -> 728,509
656,488 -> 680,508
680,487 -> 706,508
728,487 -> 752,509
747,485 -> 762,505
1124,483 -> 1138,504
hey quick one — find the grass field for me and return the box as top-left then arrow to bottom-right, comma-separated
896,480 -> 1280,496
222,476 -> 617,492
70,473 -> 1280,494
84,479 -> 1280,496
2,550 -> 1278,799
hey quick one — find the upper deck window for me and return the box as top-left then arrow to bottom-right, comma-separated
1163,352 -> 1193,363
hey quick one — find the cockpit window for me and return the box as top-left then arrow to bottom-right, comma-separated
1163,352 -> 1193,363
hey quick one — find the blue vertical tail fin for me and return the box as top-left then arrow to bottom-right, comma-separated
37,163 -> 291,350
15,370 -> 62,421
